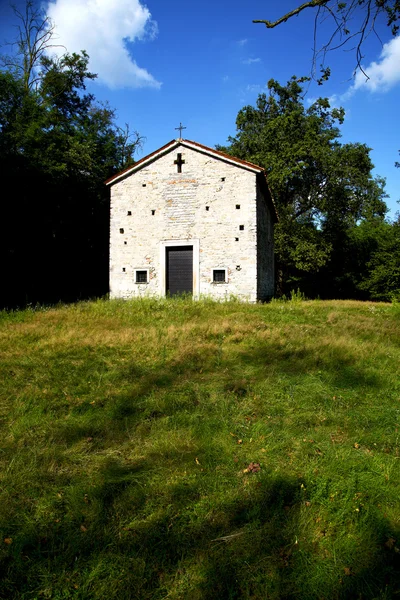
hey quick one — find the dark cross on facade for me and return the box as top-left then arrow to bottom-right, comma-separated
174,153 -> 185,173
175,122 -> 186,139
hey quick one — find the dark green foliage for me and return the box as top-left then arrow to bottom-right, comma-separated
357,217 -> 400,300
0,5 -> 141,308
220,77 -> 392,298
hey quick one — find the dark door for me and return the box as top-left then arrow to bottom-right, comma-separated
166,246 -> 193,296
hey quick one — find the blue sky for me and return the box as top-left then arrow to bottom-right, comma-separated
1,0 -> 399,217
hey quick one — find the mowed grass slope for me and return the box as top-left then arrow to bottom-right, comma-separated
0,298 -> 399,599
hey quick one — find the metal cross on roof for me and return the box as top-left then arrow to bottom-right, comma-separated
175,122 -> 186,139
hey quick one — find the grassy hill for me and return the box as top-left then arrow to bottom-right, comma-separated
0,297 -> 399,599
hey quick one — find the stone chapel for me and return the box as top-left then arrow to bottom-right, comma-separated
106,138 -> 277,302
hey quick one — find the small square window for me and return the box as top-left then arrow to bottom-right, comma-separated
235,237 -> 239,242
236,204 -> 240,209
122,268 -> 126,272
127,211 -> 132,216
135,270 -> 148,283
239,225 -> 244,231
119,228 -> 124,234
151,209 -> 156,215
221,177 -> 226,182
206,206 -> 210,211
124,241 -> 127,245
142,183 -> 146,187
213,269 -> 227,283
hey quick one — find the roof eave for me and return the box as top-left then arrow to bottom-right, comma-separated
105,138 -> 264,186
105,139 -> 178,186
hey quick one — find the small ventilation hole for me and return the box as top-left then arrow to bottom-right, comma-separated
239,225 -> 244,231
221,177 -> 226,182
151,210 -> 155,215
119,228 -> 124,234
142,183 -> 146,187
206,206 -> 210,211
235,237 -> 239,241
127,211 -> 132,216
122,268 -> 126,272
236,205 -> 240,209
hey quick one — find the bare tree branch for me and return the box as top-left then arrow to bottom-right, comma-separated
253,1 -> 400,81
116,123 -> 145,169
253,0 -> 329,28
0,1 -> 65,91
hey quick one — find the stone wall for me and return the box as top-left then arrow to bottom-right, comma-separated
109,143 -> 273,301
256,178 -> 275,300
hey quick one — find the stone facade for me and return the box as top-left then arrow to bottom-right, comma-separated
106,139 -> 277,302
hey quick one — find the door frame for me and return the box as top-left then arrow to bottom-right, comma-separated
160,239 -> 200,299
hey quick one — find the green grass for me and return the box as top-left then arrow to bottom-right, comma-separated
0,297 -> 399,599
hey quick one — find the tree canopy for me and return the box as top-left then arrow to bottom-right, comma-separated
1,2 -> 398,305
0,2 -> 142,308
219,77 -> 395,298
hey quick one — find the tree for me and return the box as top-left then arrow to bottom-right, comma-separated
357,217 -> 400,300
219,77 -> 388,297
253,1 -> 400,81
0,3 -> 142,308
0,0 -> 63,90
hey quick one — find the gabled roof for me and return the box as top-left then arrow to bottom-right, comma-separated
105,138 -> 264,186
105,138 -> 278,222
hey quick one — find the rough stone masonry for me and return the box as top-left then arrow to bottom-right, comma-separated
106,139 -> 277,302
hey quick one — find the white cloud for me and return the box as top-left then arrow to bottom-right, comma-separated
242,57 -> 261,65
306,36 -> 400,108
308,94 -> 341,108
239,83 -> 266,104
326,94 -> 339,107
306,94 -> 352,118
45,0 -> 161,89
245,84 -> 264,93
352,36 -> 400,93
237,39 -> 248,46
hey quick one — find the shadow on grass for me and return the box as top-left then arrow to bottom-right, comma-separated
236,340 -> 382,391
51,336 -> 382,448
1,332 -> 398,598
2,458 -> 399,599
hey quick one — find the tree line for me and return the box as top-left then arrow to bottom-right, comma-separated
219,77 -> 400,300
0,2 -> 141,308
0,2 -> 398,307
